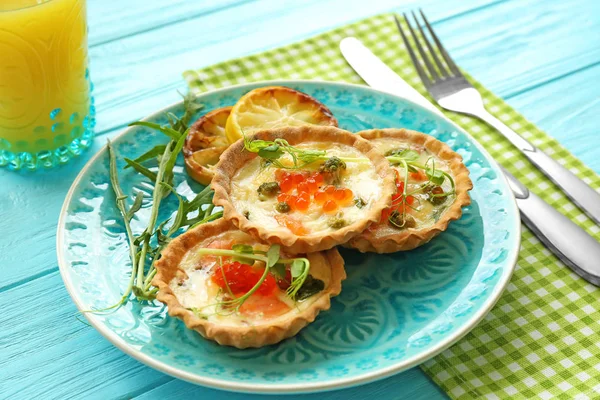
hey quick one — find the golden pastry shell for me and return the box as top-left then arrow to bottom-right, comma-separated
210,125 -> 396,253
346,128 -> 473,253
152,219 -> 346,348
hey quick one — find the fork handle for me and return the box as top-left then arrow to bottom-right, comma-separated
475,109 -> 600,225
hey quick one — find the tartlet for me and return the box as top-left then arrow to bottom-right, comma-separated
152,219 -> 346,348
183,106 -> 232,185
346,128 -> 472,253
211,126 -> 396,253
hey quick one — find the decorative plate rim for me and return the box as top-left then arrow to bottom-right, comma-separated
57,79 -> 521,394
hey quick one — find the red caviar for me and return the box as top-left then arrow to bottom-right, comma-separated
275,170 -> 290,181
273,169 -> 355,214
276,269 -> 292,290
322,199 -> 339,213
280,178 -> 295,193
277,193 -> 290,203
211,261 -> 276,296
381,171 -> 415,224
313,190 -> 328,205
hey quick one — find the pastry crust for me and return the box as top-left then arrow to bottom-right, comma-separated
346,129 -> 473,253
211,125 -> 396,253
152,219 -> 346,348
183,106 -> 232,186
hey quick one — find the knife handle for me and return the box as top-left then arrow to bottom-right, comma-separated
504,170 -> 600,285
524,149 -> 600,224
477,109 -> 600,225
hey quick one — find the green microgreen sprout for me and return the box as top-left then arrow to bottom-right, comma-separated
385,149 -> 456,229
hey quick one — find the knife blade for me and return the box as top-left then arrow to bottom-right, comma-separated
502,168 -> 600,284
340,36 -> 600,285
340,37 -> 442,115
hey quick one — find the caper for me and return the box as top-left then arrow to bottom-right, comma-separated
319,156 -> 347,185
296,275 -> 325,300
328,216 -> 348,229
257,181 -> 280,198
276,202 -> 291,213
388,211 -> 416,229
319,156 -> 346,173
428,186 -> 447,205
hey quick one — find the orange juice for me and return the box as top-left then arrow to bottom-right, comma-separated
0,0 -> 93,170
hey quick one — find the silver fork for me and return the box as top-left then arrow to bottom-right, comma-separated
395,11 -> 600,225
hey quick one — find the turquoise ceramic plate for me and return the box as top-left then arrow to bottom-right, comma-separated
57,80 -> 519,394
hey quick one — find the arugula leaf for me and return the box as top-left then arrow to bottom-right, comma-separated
124,145 -> 167,169
160,183 -> 186,237
186,185 -> 214,212
129,121 -> 182,141
163,131 -> 188,187
126,191 -> 144,220
188,211 -> 223,229
173,91 -> 204,132
102,92 -> 220,311
124,157 -> 158,181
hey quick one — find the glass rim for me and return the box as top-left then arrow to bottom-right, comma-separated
0,0 -> 57,13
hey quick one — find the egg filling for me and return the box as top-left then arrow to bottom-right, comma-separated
229,142 -> 384,236
371,137 -> 455,233
170,230 -> 328,326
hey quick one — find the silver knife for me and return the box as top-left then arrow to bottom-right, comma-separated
340,37 -> 600,285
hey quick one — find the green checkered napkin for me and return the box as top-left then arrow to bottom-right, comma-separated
184,13 -> 600,399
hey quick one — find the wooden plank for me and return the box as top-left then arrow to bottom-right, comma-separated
0,140 -> 107,291
0,272 -> 172,399
433,0 -> 600,97
506,63 -> 600,173
87,0 -> 253,46
86,0 -> 600,137
87,0 -> 503,135
0,270 -> 444,400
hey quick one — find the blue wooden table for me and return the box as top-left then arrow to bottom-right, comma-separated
1,0 -> 599,398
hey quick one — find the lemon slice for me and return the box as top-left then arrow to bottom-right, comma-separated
183,106 -> 232,185
225,86 -> 338,143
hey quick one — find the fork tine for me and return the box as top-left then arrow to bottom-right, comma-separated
403,12 -> 439,81
411,11 -> 449,78
419,9 -> 462,77
394,15 -> 432,88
